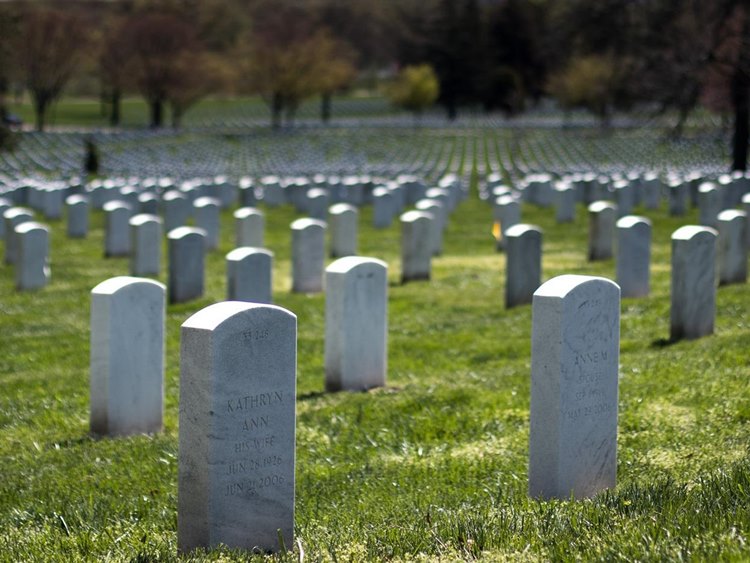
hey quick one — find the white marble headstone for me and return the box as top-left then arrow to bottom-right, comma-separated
168,226 -> 206,303
328,203 -> 358,258
616,216 -> 651,298
291,218 -> 326,293
400,210 -> 432,283
90,276 -> 165,436
178,302 -> 296,553
588,201 -> 617,261
529,275 -> 620,500
505,224 -> 542,308
325,257 -> 388,391
226,247 -> 273,304
15,221 -> 50,291
234,207 -> 265,248
717,209 -> 747,285
670,226 -> 717,340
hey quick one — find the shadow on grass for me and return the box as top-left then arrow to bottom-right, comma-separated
651,337 -> 679,348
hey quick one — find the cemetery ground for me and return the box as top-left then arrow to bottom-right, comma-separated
1,167 -> 749,561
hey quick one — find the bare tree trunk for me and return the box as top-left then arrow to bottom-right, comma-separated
109,89 -> 121,127
271,92 -> 282,130
33,95 -> 48,132
321,92 -> 331,123
172,105 -> 183,129
149,99 -> 163,129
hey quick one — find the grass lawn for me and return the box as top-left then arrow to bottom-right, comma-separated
0,166 -> 749,561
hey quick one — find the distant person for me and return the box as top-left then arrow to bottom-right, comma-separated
84,137 -> 99,176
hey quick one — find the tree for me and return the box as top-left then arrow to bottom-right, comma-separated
547,55 -> 620,127
386,64 -> 439,122
99,17 -> 131,127
18,8 -> 88,131
309,31 -> 357,123
119,12 -> 198,128
166,51 -> 231,128
0,6 -> 19,149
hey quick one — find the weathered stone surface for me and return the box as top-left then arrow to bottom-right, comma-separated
15,221 -> 50,291
325,257 -> 388,391
400,210 -> 432,283
226,247 -> 273,304
505,224 -> 542,308
697,182 -> 721,229
168,227 -> 206,303
670,226 -> 717,340
291,218 -> 326,293
328,203 -> 358,258
529,275 -> 620,500
178,302 -> 297,553
415,199 -> 445,256
90,276 -> 165,436
616,216 -> 651,298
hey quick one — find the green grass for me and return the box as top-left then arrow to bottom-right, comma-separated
1,167 -> 749,561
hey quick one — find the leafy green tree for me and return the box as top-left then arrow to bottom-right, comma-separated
387,64 -> 439,122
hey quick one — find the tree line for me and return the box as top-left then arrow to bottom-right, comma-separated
1,0 -> 750,169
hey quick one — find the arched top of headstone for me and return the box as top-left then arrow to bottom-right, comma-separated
672,225 -> 718,241
291,218 -> 326,231
103,200 -> 132,212
718,209 -> 746,222
163,190 -> 187,201
495,194 -> 517,206
226,247 -> 273,261
505,223 -> 542,238
129,213 -> 162,226
194,196 -> 220,208
168,226 -> 207,240
616,215 -> 651,229
329,203 -> 356,215
372,187 -> 390,197
307,188 -> 327,198
588,201 -> 617,213
182,301 -> 296,333
698,182 -> 717,193
742,193 -> 750,204
4,207 -> 33,220
92,275 -> 165,296
400,210 -> 432,223
534,274 -> 620,300
327,256 -> 387,275
14,221 -> 48,235
66,195 -> 88,205
234,207 -> 262,219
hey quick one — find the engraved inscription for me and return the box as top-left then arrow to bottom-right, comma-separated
242,328 -> 269,341
226,391 -> 283,412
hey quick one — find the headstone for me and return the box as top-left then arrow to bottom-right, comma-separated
505,224 -> 542,308
400,210 -> 432,283
194,196 -> 221,251
671,226 -> 717,340
372,187 -> 394,228
137,192 -> 159,215
529,275 -> 620,499
90,276 -> 165,436
130,214 -> 163,277
163,190 -> 191,232
0,198 -> 12,239
717,209 -> 748,285
328,203 -> 358,258
291,218 -> 326,293
325,257 -> 388,391
4,207 -> 34,265
493,195 -> 520,251
668,181 -> 688,216
168,227 -> 206,303
239,178 -> 256,207
744,193 -> 750,247
641,176 -> 662,210
616,216 -> 651,298
415,199 -> 445,256
66,195 -> 89,238
226,247 -> 273,304
306,188 -> 329,221
697,182 -> 721,228
103,200 -> 133,257
234,207 -> 265,248
612,180 -> 634,217
42,187 -> 65,220
588,201 -> 617,261
15,222 -> 50,291
178,302 -> 296,553
554,183 -> 576,223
